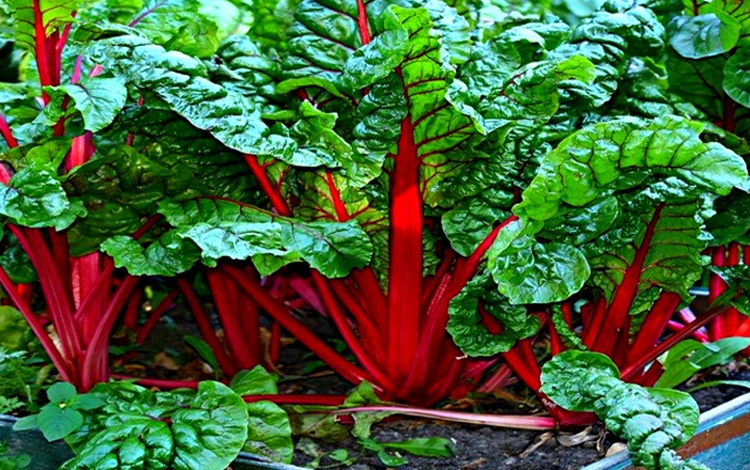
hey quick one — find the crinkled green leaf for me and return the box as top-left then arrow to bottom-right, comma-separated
63,381 -> 248,470
281,0 -> 366,85
351,74 -> 404,185
0,168 -> 86,230
127,0 -> 221,58
1,139 -> 70,173
541,351 -> 708,470
515,117 -> 747,222
668,12 -> 740,59
447,268 -> 539,356
590,200 -> 708,305
282,101 -> 351,167
337,10 -> 408,94
541,351 -> 621,412
106,107 -> 257,202
45,77 -> 128,133
420,0 -> 473,65
442,196 -> 514,257
246,0 -> 292,52
489,237 -> 590,304
61,417 -> 173,470
88,36 -> 271,155
540,196 -> 620,247
215,35 -> 284,113
65,146 -> 201,255
101,232 -> 201,276
160,198 -> 372,278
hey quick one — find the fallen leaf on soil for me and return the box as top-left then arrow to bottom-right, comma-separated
557,426 -> 598,447
153,352 -> 180,371
606,442 -> 627,457
461,457 -> 487,469
519,431 -> 554,458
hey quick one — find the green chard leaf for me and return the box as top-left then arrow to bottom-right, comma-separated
0,168 -> 86,230
87,35 -> 272,155
489,237 -> 590,305
515,116 -> 747,222
541,351 -> 708,470
159,198 -> 373,277
101,232 -> 201,276
723,46 -> 750,109
589,199 -> 709,307
3,0 -> 80,54
64,145 -> 201,255
62,381 -> 249,470
125,0 -> 221,58
44,77 -> 128,133
447,267 -> 540,356
668,12 -> 740,59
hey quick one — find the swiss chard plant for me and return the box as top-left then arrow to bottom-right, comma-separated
0,0 -> 259,391
63,0 -> 750,418
661,0 -> 750,348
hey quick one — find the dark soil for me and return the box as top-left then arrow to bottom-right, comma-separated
289,368 -> 750,470
121,308 -> 750,470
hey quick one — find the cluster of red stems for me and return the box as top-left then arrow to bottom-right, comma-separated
0,1 -> 747,429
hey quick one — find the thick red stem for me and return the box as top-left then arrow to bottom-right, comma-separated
0,265 -> 72,382
81,276 -> 140,390
355,0 -> 371,45
329,279 -> 382,353
244,154 -> 292,216
405,217 -> 518,394
136,289 -> 179,344
627,292 -> 682,364
592,204 -> 665,355
621,305 -> 726,381
709,246 -> 726,341
13,227 -> 80,360
476,363 -> 514,394
207,269 -> 260,369
223,265 -> 374,386
311,272 -> 393,390
123,288 -> 143,330
0,114 -> 18,149
386,117 -> 423,384
176,278 -> 237,376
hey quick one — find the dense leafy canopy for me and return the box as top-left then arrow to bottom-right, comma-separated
0,0 -> 748,466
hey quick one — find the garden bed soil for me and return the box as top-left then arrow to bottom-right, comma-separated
289,368 -> 750,470
123,309 -> 750,470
